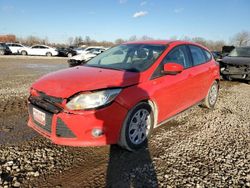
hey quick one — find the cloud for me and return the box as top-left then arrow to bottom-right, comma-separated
119,0 -> 127,4
140,1 -> 147,6
133,11 -> 148,18
174,8 -> 184,13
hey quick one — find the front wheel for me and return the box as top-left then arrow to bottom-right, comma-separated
202,81 -> 219,109
21,51 -> 27,56
46,52 -> 52,57
118,102 -> 154,151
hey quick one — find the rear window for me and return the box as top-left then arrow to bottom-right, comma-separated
189,45 -> 207,66
228,47 -> 250,57
203,50 -> 212,61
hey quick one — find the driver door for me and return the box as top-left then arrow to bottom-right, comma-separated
151,45 -> 194,122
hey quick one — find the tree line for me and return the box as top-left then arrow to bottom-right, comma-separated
14,30 -> 250,51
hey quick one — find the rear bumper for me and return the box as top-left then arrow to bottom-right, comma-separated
28,101 -> 128,146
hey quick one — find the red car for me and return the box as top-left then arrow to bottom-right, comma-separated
28,40 -> 220,151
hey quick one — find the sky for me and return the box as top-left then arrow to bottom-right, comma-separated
0,0 -> 250,43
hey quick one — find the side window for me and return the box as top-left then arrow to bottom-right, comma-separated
162,45 -> 191,68
189,45 -> 207,66
203,50 -> 212,61
86,48 -> 93,52
32,46 -> 39,49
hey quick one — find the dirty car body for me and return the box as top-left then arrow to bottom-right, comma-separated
220,47 -> 250,82
27,40 -> 220,149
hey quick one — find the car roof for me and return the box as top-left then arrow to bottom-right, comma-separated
123,40 -> 210,51
124,40 -> 172,45
32,44 -> 51,47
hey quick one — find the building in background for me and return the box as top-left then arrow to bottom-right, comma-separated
0,35 -> 16,42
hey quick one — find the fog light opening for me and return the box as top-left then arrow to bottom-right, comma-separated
92,128 -> 104,137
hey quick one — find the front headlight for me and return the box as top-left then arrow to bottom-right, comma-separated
66,88 -> 122,110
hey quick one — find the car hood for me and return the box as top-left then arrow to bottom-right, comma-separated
31,66 -> 140,98
222,56 -> 250,65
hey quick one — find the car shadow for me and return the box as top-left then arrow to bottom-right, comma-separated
106,144 -> 158,188
94,68 -> 158,187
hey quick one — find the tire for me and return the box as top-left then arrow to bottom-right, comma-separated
67,53 -> 72,58
224,75 -> 232,81
0,50 -> 4,55
46,52 -> 52,57
202,81 -> 219,109
118,102 -> 154,151
21,51 -> 27,56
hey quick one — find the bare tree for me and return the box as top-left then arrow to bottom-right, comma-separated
115,38 -> 125,44
68,37 -> 74,46
141,35 -> 153,41
84,36 -> 91,46
231,31 -> 250,47
128,35 -> 137,41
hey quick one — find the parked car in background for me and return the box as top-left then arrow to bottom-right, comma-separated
220,47 -> 250,83
68,47 -> 106,67
57,47 -> 77,57
28,40 -> 220,151
222,45 -> 235,57
6,43 -> 25,54
0,42 -> 12,55
18,45 -> 58,56
211,51 -> 222,61
74,45 -> 87,54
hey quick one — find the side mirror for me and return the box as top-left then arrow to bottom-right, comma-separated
162,63 -> 184,75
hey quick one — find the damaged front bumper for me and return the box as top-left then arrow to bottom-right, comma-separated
220,63 -> 250,80
27,92 -> 128,147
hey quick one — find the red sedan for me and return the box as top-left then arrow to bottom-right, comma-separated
28,40 -> 220,151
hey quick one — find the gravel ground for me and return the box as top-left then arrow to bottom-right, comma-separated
0,57 -> 249,187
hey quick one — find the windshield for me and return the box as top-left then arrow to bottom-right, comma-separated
84,44 -> 166,72
228,47 -> 250,57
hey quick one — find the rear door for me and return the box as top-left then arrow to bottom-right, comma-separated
38,46 -> 49,55
187,45 -> 212,102
151,45 -> 194,122
30,46 -> 40,55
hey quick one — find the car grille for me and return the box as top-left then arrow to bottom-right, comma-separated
28,104 -> 53,133
28,95 -> 62,114
56,118 -> 76,138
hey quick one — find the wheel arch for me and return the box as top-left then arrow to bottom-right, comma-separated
138,99 -> 159,128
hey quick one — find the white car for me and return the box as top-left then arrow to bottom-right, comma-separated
68,47 -> 107,67
18,45 -> 58,56
6,43 -> 25,54
74,46 -> 104,55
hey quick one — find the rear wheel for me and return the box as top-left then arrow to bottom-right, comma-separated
67,53 -> 73,57
46,52 -> 52,57
202,81 -> 219,109
118,102 -> 154,151
21,50 -> 27,56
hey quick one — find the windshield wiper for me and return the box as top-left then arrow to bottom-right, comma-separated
84,64 -> 124,71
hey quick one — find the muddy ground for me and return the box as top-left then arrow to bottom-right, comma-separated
0,56 -> 249,188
